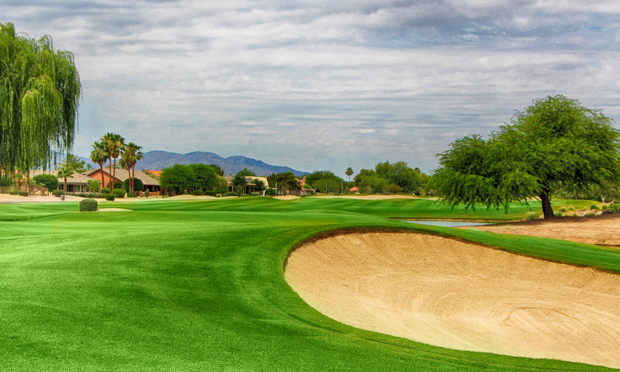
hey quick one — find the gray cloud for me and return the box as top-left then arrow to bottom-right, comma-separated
1,1 -> 619,176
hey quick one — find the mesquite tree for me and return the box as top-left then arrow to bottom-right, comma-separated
430,95 -> 620,219
0,23 -> 81,176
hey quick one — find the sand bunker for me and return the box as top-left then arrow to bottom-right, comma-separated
285,233 -> 620,368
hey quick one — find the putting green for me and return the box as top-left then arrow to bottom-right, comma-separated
1,197 -> 618,371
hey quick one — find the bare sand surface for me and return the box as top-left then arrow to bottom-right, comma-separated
467,214 -> 620,247
285,233 -> 620,368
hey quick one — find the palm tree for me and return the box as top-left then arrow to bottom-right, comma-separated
56,166 -> 74,193
101,133 -> 125,190
346,167 -> 354,182
124,142 -> 143,193
119,156 -> 132,192
59,154 -> 87,173
90,141 -> 108,189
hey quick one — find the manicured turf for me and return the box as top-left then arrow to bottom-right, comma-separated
1,197 -> 618,371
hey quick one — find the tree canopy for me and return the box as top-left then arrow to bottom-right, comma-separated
354,161 -> 428,194
0,23 -> 81,175
430,95 -> 620,218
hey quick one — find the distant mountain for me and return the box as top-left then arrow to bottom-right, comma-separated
132,150 -> 307,177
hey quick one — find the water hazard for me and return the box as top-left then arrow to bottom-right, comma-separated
406,220 -> 493,227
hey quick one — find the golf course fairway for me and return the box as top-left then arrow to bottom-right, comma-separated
1,196 -> 619,371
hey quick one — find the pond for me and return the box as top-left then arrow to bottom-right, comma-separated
405,220 -> 494,227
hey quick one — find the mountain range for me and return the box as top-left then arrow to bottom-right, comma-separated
82,150 -> 306,177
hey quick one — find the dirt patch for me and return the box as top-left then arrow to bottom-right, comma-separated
285,232 -> 620,369
466,214 -> 620,247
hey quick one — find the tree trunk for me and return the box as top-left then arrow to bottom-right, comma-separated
111,158 -> 117,191
99,164 -> 105,189
539,191 -> 554,219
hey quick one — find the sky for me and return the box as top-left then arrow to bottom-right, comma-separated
3,1 -> 620,177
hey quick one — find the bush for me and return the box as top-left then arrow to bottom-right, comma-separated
8,190 -> 19,195
127,192 -> 137,198
525,212 -> 540,220
225,191 -> 237,197
601,204 -> 608,210
567,205 -> 575,211
77,193 -> 87,198
52,190 -> 65,197
105,194 -> 115,201
590,204 -> 600,210
265,188 -> 276,196
100,187 -> 110,194
553,211 -> 562,217
112,188 -> 126,198
18,191 -> 29,197
79,198 -> 98,212
250,192 -> 260,196
602,208 -> 616,214
193,189 -> 204,196
203,190 -> 218,196
585,212 -> 596,217
609,204 -> 619,213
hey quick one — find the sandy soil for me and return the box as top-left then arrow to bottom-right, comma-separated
285,233 -> 620,369
466,214 -> 620,247
0,194 -> 86,203
315,195 -> 433,200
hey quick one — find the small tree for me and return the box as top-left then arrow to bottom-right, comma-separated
87,179 -> 100,192
33,174 -> 59,192
254,179 -> 267,194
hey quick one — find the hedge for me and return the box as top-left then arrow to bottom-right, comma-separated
112,188 -> 126,198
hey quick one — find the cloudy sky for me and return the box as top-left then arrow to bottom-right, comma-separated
3,1 -> 620,176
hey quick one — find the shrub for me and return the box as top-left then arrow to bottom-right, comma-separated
77,193 -> 87,197
250,192 -> 260,196
601,204 -> 608,210
144,190 -> 149,198
123,178 -> 144,192
590,204 -> 600,210
8,190 -> 19,195
112,188 -> 126,198
105,194 -> 115,201
567,205 -> 575,211
126,192 -> 137,198
18,191 -> 29,197
609,204 -> 619,213
100,187 -> 110,194
203,190 -> 218,196
553,211 -> 562,217
558,206 -> 567,212
224,191 -> 237,196
585,212 -> 596,217
265,188 -> 276,196
79,199 -> 98,212
193,189 -> 204,196
214,188 -> 228,195
525,212 -> 540,220
602,208 -> 616,214
52,190 -> 64,197
107,181 -> 123,190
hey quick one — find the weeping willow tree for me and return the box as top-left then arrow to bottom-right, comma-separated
0,22 -> 81,178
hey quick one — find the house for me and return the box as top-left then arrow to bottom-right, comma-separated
30,170 -> 96,193
85,168 -> 162,195
225,175 -> 270,195
349,186 -> 359,194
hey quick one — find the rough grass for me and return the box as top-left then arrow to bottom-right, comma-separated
0,198 -> 618,371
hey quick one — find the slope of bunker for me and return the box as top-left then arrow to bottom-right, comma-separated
284,233 -> 620,369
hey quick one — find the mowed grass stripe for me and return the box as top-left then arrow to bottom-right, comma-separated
0,198 -> 617,371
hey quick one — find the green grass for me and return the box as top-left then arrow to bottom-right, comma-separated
1,198 -> 618,371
